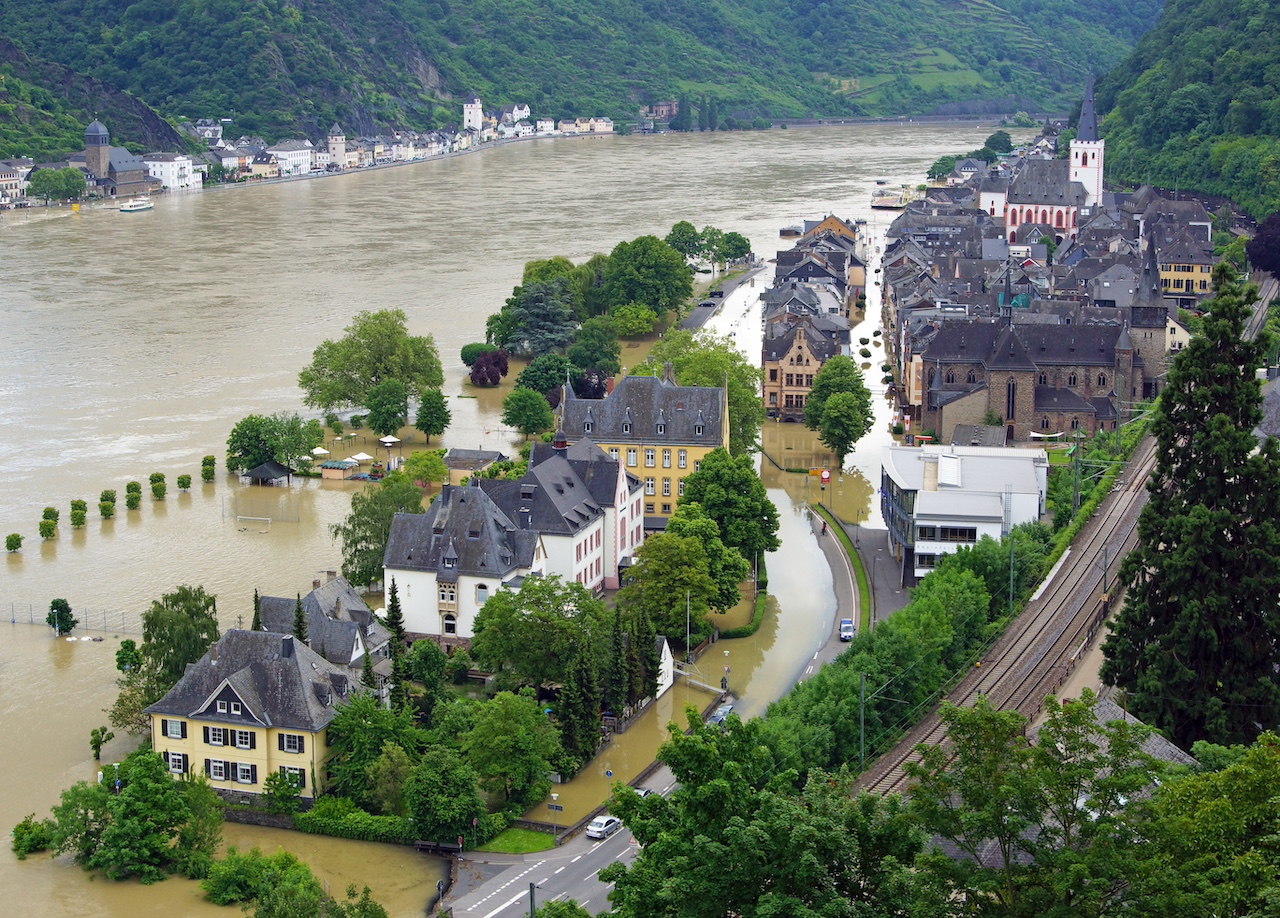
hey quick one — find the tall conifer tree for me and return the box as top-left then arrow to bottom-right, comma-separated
384,577 -> 407,650
1101,266 -> 1280,747
292,593 -> 307,642
251,588 -> 262,632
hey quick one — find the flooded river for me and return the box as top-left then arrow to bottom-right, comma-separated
1,122 -> 997,914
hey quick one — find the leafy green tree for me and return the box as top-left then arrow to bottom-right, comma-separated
262,770 -> 302,815
408,638 -> 449,721
364,741 -> 413,816
471,576 -> 609,689
6,533 -> 23,552
664,220 -> 702,259
602,235 -> 692,315
88,751 -> 192,883
27,167 -> 84,202
680,448 -> 781,558
803,355 -> 871,430
89,726 -> 114,760
361,650 -> 377,691
1101,267 -> 1280,748
502,387 -> 554,438
298,309 -> 443,411
602,710 -> 930,917
384,577 -> 407,649
721,231 -> 751,261
330,472 -> 425,588
516,353 -> 574,396
404,745 -> 485,842
635,329 -> 764,454
666,501 -> 750,613
414,388 -> 450,443
326,692 -> 425,808
908,691 -> 1162,918
985,129 -> 1013,153
227,413 -> 320,473
364,378 -> 408,437
403,449 -> 448,488
115,638 -> 142,672
602,607 -> 630,713
609,303 -> 658,337
460,342 -> 496,367
817,389 -> 874,467
536,901 -> 592,918
617,533 -> 716,647
462,690 -> 562,808
47,597 -> 77,636
566,315 -> 621,375
141,585 -> 220,689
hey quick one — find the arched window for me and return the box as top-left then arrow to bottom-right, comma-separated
1068,372 -> 1077,387
1009,210 -> 1018,226
476,584 -> 489,604
1041,417 -> 1050,430
1070,417 -> 1080,430
1054,211 -> 1064,228
443,614 -> 457,635
1097,373 -> 1107,387
1006,378 -> 1017,421
967,369 -> 977,384
1040,209 -> 1049,224
1038,373 -> 1047,385
945,370 -> 955,385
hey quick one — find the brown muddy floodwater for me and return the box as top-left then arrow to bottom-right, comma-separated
1,122 -> 1001,914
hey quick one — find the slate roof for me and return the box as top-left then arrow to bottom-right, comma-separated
1007,159 -> 1086,207
259,577 -> 388,666
146,630 -> 351,733
384,483 -> 540,583
481,453 -> 603,536
443,448 -> 508,471
560,371 -> 725,448
1034,386 -> 1097,414
923,322 -> 1136,370
528,437 -> 640,508
1077,73 -> 1100,143
763,316 -> 846,363
245,460 -> 293,481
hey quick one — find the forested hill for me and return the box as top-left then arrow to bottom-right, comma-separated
1097,0 -> 1280,217
0,0 -> 1160,154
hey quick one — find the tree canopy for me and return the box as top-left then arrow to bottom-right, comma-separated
364,379 -> 408,438
602,235 -> 692,315
414,389 -> 451,443
1101,266 -> 1280,748
666,501 -> 751,613
225,412 -> 324,473
502,387 -> 555,438
298,309 -> 442,411
617,532 -> 717,647
329,472 -> 426,588
461,690 -> 562,809
680,448 -> 780,559
141,584 -> 220,690
488,278 -> 578,355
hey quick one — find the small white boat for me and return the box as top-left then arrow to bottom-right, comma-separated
119,196 -> 153,213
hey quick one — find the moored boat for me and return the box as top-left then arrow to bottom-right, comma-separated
119,196 -> 153,212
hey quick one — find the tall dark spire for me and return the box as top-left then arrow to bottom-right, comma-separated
1077,73 -> 1100,143
1134,235 -> 1162,305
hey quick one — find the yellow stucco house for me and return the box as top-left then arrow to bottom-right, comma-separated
146,630 -> 352,800
559,364 -> 729,529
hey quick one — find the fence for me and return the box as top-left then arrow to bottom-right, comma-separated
5,602 -> 144,634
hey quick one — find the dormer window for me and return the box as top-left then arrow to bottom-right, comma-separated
695,424 -> 704,436
622,422 -> 631,434
584,421 -> 592,433
444,557 -> 456,568
657,423 -> 665,435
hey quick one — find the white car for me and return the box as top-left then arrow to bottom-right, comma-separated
586,815 -> 622,839
839,618 -> 855,641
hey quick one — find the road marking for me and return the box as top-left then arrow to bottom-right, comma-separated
571,854 -> 582,863
480,891 -> 526,918
805,665 -> 813,674
554,866 -> 565,874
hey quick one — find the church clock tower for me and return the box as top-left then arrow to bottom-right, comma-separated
85,120 -> 110,179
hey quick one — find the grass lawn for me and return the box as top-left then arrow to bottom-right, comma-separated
815,505 -> 872,632
476,827 -> 556,855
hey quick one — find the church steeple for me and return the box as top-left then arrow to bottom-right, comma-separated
1077,73 -> 1099,143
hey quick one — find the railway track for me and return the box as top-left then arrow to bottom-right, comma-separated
856,436 -> 1158,797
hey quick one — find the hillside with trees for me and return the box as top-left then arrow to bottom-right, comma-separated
1096,0 -> 1280,217
0,0 -> 1161,153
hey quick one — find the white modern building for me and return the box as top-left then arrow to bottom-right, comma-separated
881,444 -> 1049,582
143,152 -> 203,192
266,139 -> 314,177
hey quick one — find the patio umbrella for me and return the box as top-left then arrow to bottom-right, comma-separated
379,435 -> 401,446
351,452 -> 374,462
311,446 -> 330,457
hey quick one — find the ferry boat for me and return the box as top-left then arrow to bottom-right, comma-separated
871,186 -> 911,210
119,196 -> 153,213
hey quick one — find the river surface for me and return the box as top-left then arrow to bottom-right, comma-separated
0,122 -> 998,915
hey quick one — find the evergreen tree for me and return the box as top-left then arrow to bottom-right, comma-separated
558,649 -> 601,768
632,605 -> 660,701
361,649 -> 378,691
292,593 -> 307,643
384,577 -> 407,649
251,588 -> 262,632
698,95 -> 710,131
389,653 -> 411,713
602,607 -> 629,714
1101,266 -> 1280,748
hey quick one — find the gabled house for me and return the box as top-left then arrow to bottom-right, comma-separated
258,574 -> 390,670
763,316 -> 849,421
383,480 -> 545,646
147,631 -> 351,800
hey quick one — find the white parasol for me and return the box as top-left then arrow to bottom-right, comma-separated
351,452 -> 374,462
311,446 -> 330,457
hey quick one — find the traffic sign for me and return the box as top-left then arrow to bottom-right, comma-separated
547,803 -> 564,812
821,469 -> 830,483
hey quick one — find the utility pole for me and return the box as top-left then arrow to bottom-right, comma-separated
529,882 -> 537,918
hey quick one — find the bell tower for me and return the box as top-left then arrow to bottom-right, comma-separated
1069,75 -> 1104,206
85,119 -> 110,178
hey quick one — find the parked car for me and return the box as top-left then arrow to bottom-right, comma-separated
635,787 -> 654,798
586,815 -> 622,839
709,703 -> 734,726
839,618 -> 855,641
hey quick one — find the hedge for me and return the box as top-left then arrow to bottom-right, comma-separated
293,805 -> 415,845
720,590 -> 769,639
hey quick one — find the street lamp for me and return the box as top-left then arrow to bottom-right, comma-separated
549,792 -> 559,840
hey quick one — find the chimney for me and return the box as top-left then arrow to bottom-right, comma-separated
313,578 -> 321,591
210,642 -> 218,664
282,634 -> 294,658
326,570 -> 337,582
661,361 -> 676,385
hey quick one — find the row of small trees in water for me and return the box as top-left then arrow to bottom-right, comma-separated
5,456 -> 218,552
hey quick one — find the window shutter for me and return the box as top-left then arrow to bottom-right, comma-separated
248,731 -> 256,750
278,734 -> 285,752
205,759 -> 212,776
229,762 -> 238,781
297,769 -> 305,788
161,718 -> 169,737
297,736 -> 305,754
181,754 -> 189,774
250,764 -> 258,785
203,726 -> 210,744
180,721 -> 188,739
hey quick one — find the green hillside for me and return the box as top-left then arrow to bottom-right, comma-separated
1097,0 -> 1280,217
0,0 -> 1161,152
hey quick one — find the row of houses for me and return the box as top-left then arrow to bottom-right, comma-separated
761,215 -> 869,420
884,78 -> 1221,445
